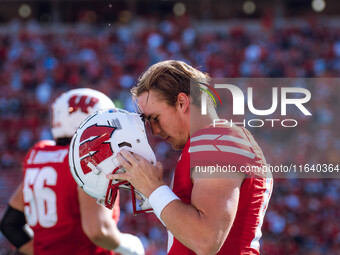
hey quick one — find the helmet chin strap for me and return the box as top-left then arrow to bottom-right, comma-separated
131,187 -> 153,215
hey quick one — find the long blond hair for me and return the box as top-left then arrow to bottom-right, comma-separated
131,60 -> 211,107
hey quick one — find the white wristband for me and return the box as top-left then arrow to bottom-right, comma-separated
149,185 -> 180,222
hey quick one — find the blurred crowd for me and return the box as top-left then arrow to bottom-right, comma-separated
0,16 -> 340,254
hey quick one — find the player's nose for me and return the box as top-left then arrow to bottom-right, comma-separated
150,122 -> 161,136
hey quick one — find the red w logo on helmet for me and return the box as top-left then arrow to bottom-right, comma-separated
69,95 -> 99,114
79,125 -> 116,175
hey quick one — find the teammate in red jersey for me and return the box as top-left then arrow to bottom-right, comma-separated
107,60 -> 273,254
0,89 -> 144,255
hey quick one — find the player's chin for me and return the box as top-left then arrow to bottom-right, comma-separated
170,140 -> 185,151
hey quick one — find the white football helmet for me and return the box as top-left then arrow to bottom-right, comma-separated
51,88 -> 115,139
69,108 -> 156,215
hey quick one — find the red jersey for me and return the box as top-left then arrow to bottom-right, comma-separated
167,125 -> 273,255
22,140 -> 120,255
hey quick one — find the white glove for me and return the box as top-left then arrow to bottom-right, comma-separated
114,233 -> 145,255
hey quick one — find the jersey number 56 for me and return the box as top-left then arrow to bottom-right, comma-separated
23,167 -> 58,228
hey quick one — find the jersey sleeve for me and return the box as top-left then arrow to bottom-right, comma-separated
189,126 -> 268,177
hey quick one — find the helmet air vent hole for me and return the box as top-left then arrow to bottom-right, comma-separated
118,142 -> 132,148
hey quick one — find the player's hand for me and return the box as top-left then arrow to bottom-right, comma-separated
114,233 -> 145,255
106,149 -> 164,198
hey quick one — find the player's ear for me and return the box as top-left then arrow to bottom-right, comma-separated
177,93 -> 189,113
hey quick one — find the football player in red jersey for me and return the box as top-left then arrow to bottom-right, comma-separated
0,89 -> 144,255
107,60 -> 273,255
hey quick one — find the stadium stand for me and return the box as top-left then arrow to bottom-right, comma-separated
0,11 -> 339,255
